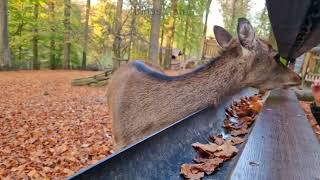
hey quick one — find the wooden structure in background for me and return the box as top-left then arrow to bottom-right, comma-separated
301,46 -> 320,85
202,37 -> 221,59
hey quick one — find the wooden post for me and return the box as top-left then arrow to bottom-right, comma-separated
302,52 -> 312,87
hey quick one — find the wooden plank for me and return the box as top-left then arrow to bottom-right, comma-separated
230,89 -> 320,180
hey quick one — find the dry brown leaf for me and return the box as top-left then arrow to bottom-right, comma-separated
193,158 -> 224,175
180,164 -> 205,180
231,128 -> 249,137
208,135 -> 224,145
214,142 -> 238,159
229,137 -> 245,145
192,142 -> 220,157
81,144 -> 91,148
193,157 -> 210,163
250,100 -> 263,113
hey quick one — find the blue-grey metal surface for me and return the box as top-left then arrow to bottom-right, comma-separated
68,89 -> 257,180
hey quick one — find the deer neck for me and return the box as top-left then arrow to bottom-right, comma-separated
170,55 -> 247,106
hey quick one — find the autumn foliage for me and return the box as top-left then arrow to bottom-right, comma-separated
0,71 -> 113,179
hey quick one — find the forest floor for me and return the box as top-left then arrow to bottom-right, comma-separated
0,70 -> 113,179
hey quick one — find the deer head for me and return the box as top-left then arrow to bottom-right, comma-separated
214,18 -> 301,93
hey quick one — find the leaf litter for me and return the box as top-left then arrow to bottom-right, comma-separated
181,94 -> 264,179
0,71 -> 113,179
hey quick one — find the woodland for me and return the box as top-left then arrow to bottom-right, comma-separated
0,0 -> 273,70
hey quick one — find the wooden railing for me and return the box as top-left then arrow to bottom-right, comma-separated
305,73 -> 320,82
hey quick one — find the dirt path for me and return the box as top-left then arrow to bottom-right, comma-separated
0,70 -> 113,179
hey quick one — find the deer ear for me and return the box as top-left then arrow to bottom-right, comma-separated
237,17 -> 256,49
214,25 -> 232,48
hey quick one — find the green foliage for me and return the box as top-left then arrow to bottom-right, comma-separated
218,0 -> 251,36
255,7 -> 270,39
7,0 -> 272,69
175,0 -> 207,57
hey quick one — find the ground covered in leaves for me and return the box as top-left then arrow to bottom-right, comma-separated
0,71 -> 113,179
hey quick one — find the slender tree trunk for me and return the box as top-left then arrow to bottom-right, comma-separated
183,0 -> 191,61
82,0 -> 90,70
163,0 -> 178,69
230,0 -> 237,34
49,1 -> 56,69
18,24 -> 22,62
112,0 -> 123,71
201,0 -> 212,60
17,13 -> 24,63
0,0 -> 11,69
63,0 -> 71,69
128,0 -> 137,61
268,27 -> 277,49
149,0 -> 162,64
32,2 -> 39,70
159,2 -> 166,66
159,23 -> 165,65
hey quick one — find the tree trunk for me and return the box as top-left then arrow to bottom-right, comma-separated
32,2 -> 39,70
63,0 -> 71,69
159,2 -> 166,66
49,1 -> 56,69
201,0 -> 212,60
159,23 -> 165,66
149,0 -> 162,64
183,0 -> 192,61
163,0 -> 178,69
128,0 -> 137,61
112,0 -> 123,71
0,0 -> 11,69
268,27 -> 277,50
82,0 -> 91,70
230,0 -> 237,32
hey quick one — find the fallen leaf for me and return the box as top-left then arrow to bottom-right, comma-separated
193,158 -> 224,175
214,141 -> 238,159
193,157 -> 210,163
180,164 -> 205,180
229,137 -> 244,145
192,142 -> 220,157
81,144 -> 91,148
231,128 -> 249,137
250,98 -> 262,111
27,170 -> 38,178
208,135 -> 224,145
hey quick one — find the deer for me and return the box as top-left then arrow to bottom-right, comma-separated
107,18 -> 301,150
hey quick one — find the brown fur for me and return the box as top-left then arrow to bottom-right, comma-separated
107,20 -> 301,150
